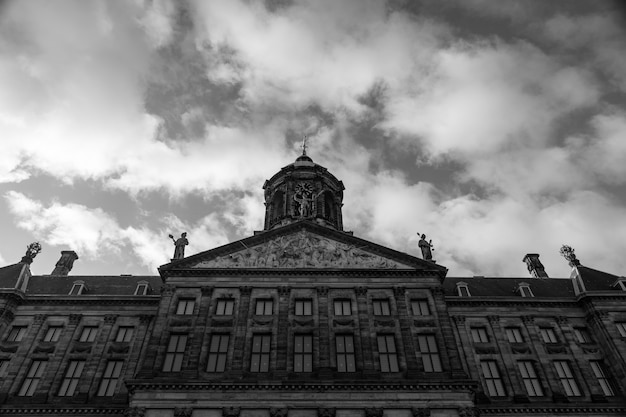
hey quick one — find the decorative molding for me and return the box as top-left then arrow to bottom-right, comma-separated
0,409 -> 126,415
582,346 -> 600,354
174,408 -> 193,417
365,409 -> 383,417
161,284 -> 176,295
411,408 -> 430,417
108,343 -> 130,354
458,407 -> 480,417
393,286 -> 406,297
451,315 -> 466,324
511,344 -> 531,354
293,318 -> 315,327
431,287 -> 444,296
239,286 -> 253,295
355,286 -> 367,296
317,409 -> 336,417
521,315 -> 535,324
0,309 -> 14,322
333,318 -> 355,327
278,286 -> 291,296
0,344 -> 18,353
545,344 -> 567,354
252,317 -> 274,327
33,343 -> 55,354
69,314 -> 83,325
33,314 -> 47,324
104,314 -> 118,324
170,318 -> 193,327
413,319 -> 436,327
269,408 -> 288,417
211,318 -> 234,328
556,316 -> 569,325
374,318 -> 396,328
71,342 -> 92,354
487,315 -> 499,323
475,346 -> 497,355
222,407 -> 241,417
201,286 -> 214,296
316,286 -> 329,296
139,314 -> 154,324
124,407 -> 146,417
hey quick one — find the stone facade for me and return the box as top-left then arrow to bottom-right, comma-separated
0,155 -> 624,416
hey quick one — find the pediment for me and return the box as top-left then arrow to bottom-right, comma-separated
163,221 -> 444,272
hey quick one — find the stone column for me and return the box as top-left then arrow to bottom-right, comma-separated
138,284 -> 175,376
355,286 -> 375,373
393,286 -> 420,376
276,286 -> 291,374
231,286 -> 252,373
433,286 -> 465,377
189,286 -> 213,374
316,286 -> 331,376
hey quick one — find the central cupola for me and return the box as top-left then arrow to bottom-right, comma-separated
263,151 -> 345,231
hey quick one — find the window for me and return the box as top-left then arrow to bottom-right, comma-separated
540,328 -> 558,343
334,299 -> 351,316
517,283 -> 534,297
377,335 -> 399,372
58,360 -> 85,396
481,361 -> 506,397
615,322 -> 626,337
176,299 -> 195,315
7,326 -> 27,342
134,283 -> 149,295
115,327 -> 134,343
18,360 -> 46,396
518,361 -> 543,396
411,300 -> 430,316
295,299 -> 312,316
216,299 -> 235,315
207,334 -> 229,372
613,279 -> 626,291
0,360 -> 9,377
590,361 -> 614,397
163,334 -> 187,372
373,299 -> 391,316
505,328 -> 524,343
456,282 -> 471,297
554,361 -> 581,396
69,281 -> 85,295
573,328 -> 591,344
336,335 -> 356,372
294,334 -> 313,372
43,326 -> 62,342
79,326 -> 98,342
471,328 -> 489,343
255,299 -> 273,315
418,335 -> 442,372
250,334 -> 271,372
97,361 -> 123,396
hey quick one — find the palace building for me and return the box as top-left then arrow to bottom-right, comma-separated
0,154 -> 625,417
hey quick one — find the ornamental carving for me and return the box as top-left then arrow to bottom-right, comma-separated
393,286 -> 406,297
69,314 -> 83,325
239,286 -> 253,295
104,314 -> 118,324
211,318 -> 234,327
269,408 -> 288,417
279,286 -> 291,296
458,407 -> 480,417
252,317 -> 274,327
174,408 -> 193,417
333,318 -> 355,327
0,309 -> 14,322
139,314 -> 154,324
223,407 -> 241,417
546,344 -> 567,354
317,408 -> 336,417
556,316 -> 569,325
355,286 -> 368,296
201,286 -> 214,296
124,407 -> 146,417
511,345 -> 531,354
108,343 -> 130,354
34,314 -> 47,324
451,315 -> 466,324
365,408 -> 383,417
375,319 -> 396,327
33,344 -> 55,354
411,408 -> 430,417
193,231 -> 408,269
292,318 -> 315,327
521,315 -> 534,324
487,315 -> 499,323
0,345 -> 18,353
316,286 -> 329,296
413,319 -> 436,327
160,284 -> 176,295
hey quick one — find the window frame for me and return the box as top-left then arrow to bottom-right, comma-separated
207,334 -> 230,373
615,322 -> 626,337
481,361 -> 506,397
134,282 -> 149,296
97,360 -> 124,397
372,299 -> 391,316
418,334 -> 442,372
540,328 -> 558,344
69,281 -> 85,295
505,328 -> 524,343
590,361 -> 615,397
18,360 -> 47,397
115,326 -> 134,343
294,334 -> 313,373
250,334 -> 271,372
554,360 -> 581,397
43,326 -> 63,342
336,334 -> 356,373
518,361 -> 543,397
471,327 -> 489,343
573,328 -> 591,344
295,299 -> 313,316
176,299 -> 195,315
517,284 -> 534,297
0,360 -> 9,377
411,299 -> 430,316
215,299 -> 235,316
7,326 -> 28,342
456,282 -> 471,297
255,299 -> 274,316
333,299 -> 352,316
57,360 -> 85,397
163,334 -> 187,372
377,334 -> 399,372
79,326 -> 98,342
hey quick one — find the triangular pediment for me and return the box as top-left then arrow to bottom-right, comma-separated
161,221 -> 446,274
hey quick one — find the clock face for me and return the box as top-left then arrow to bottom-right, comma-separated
295,182 -> 313,196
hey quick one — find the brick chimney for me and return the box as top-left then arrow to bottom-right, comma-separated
522,253 -> 548,278
51,251 -> 79,276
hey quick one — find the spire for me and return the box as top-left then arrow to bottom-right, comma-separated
301,135 -> 308,156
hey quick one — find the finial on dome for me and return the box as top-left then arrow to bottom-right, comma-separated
301,135 -> 308,156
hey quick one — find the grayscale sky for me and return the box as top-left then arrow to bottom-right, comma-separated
1,0 -> 626,278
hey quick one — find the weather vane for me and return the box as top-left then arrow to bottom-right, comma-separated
301,135 -> 308,156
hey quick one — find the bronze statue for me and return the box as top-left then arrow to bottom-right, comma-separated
417,233 -> 434,260
169,232 -> 188,260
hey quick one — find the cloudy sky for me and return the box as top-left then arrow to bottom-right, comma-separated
1,0 -> 626,279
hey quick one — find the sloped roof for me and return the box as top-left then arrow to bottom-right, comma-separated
443,276 -> 575,298
0,263 -> 25,288
576,265 -> 623,291
26,275 -> 162,296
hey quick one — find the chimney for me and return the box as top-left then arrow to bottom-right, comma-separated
51,251 -> 79,276
522,253 -> 548,278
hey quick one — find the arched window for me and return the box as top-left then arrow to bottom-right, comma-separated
516,282 -> 534,297
271,191 -> 285,220
456,282 -> 470,297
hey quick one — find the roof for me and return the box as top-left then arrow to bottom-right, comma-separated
0,263 -> 25,288
576,265 -> 624,291
26,275 -> 162,296
443,276 -> 576,298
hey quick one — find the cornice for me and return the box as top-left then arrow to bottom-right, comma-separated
445,297 -> 578,308
0,408 -> 124,415
23,295 -> 161,306
164,269 -> 441,279
480,406 -> 626,414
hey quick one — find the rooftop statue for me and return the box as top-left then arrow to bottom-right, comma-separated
417,233 -> 434,261
21,242 -> 42,264
169,232 -> 189,260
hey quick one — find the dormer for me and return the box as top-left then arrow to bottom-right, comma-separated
69,280 -> 86,295
613,278 -> 626,291
516,282 -> 534,297
134,281 -> 150,295
456,282 -> 471,297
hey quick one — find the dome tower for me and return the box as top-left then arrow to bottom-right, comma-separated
262,151 -> 345,231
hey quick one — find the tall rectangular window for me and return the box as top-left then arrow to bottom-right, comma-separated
481,361 -> 506,397
0,360 -> 9,377
505,328 -> 524,343
590,361 -> 614,397
294,334 -> 313,372
18,360 -> 46,396
58,360 -> 85,396
250,334 -> 271,372
334,299 -> 351,316
115,327 -> 134,342
79,326 -> 98,342
554,361 -> 581,396
373,299 -> 391,316
295,299 -> 312,316
255,299 -> 273,315
411,300 -> 430,316
97,361 -> 123,396
540,328 -> 558,343
69,283 -> 84,295
176,299 -> 195,315
378,335 -> 399,372
216,299 -> 235,315
43,326 -> 63,342
471,328 -> 489,343
134,283 -> 149,295
207,334 -> 229,372
617,322 -> 626,337
573,328 -> 591,343
418,335 -> 442,372
336,335 -> 356,372
7,326 -> 27,342
163,334 -> 187,372
518,361 -> 543,397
